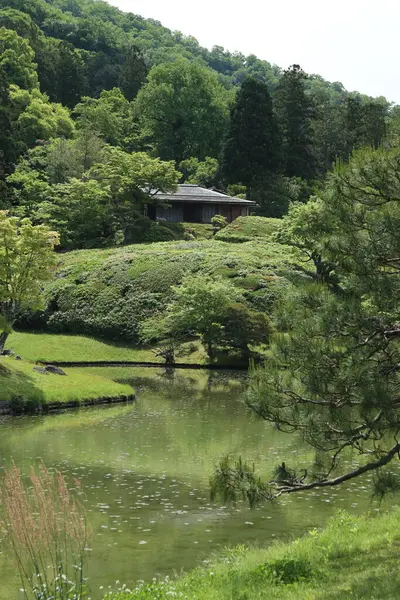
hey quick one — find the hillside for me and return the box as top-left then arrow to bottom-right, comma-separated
16,237 -> 304,346
0,0 -> 347,97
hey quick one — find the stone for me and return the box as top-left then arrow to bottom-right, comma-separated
33,367 -> 48,375
15,355 -> 22,360
45,365 -> 67,376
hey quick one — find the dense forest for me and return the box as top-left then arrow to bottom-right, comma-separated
0,0 -> 397,249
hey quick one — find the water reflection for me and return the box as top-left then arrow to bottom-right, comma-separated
0,368 -> 387,599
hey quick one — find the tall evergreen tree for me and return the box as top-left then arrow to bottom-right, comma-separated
220,77 -> 281,187
119,44 -> 148,101
0,66 -> 17,183
275,64 -> 315,181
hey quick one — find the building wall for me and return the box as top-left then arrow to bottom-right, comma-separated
155,205 -> 184,222
154,203 -> 251,223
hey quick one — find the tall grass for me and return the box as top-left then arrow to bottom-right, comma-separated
0,463 -> 90,600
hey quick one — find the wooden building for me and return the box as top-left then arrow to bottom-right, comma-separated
147,184 -> 256,224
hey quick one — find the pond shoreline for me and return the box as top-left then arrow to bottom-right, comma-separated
0,393 -> 135,416
39,360 -> 249,370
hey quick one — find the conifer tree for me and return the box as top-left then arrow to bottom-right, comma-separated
220,77 -> 281,187
275,64 -> 315,181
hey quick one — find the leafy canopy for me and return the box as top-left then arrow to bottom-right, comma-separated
0,212 -> 59,348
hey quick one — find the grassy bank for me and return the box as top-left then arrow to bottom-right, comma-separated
0,356 -> 134,411
107,508 -> 400,599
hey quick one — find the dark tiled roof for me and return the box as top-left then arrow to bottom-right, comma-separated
156,184 -> 256,205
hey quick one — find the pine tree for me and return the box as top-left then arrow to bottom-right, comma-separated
220,77 -> 281,187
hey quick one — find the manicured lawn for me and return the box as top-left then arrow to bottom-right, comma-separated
107,507 -> 400,599
8,332 -> 209,364
0,356 -> 134,408
10,332 -> 160,363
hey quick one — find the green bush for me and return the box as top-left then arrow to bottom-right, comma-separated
160,221 -> 185,237
144,225 -> 177,242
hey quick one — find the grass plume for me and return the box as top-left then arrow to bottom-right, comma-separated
0,462 -> 90,600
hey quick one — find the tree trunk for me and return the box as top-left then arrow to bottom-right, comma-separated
0,331 -> 9,355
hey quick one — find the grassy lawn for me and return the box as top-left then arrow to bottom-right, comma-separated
10,332 -> 160,363
0,356 -> 134,408
8,332 -> 209,364
108,508 -> 400,599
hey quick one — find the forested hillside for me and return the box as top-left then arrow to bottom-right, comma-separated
0,0 -> 397,244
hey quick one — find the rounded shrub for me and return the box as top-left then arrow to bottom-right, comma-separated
145,226 -> 177,242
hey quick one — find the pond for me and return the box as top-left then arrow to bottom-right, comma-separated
0,367 -> 390,598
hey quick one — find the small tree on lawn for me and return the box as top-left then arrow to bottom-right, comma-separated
167,276 -> 241,360
0,212 -> 59,353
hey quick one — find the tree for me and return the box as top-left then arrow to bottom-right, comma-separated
344,96 -> 388,155
55,42 -> 87,108
275,65 -> 315,181
74,88 -> 135,148
37,179 -> 111,249
211,144 -> 400,504
220,77 -> 281,187
0,212 -> 59,353
221,302 -> 271,359
0,27 -> 38,90
135,58 -> 231,163
10,86 -> 74,148
119,44 -> 148,101
179,157 -> 219,188
166,276 -> 241,359
0,66 -> 19,182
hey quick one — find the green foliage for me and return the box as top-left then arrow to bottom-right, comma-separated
0,26 -> 38,89
254,557 -> 314,584
135,58 -> 231,162
74,87 -> 136,148
210,456 -> 272,508
179,156 -> 219,187
221,303 -> 270,357
167,275 -> 242,358
0,212 -> 59,350
221,76 -> 281,187
9,142 -> 180,249
144,225 -> 177,243
20,238 -> 298,345
242,144 -> 400,499
9,84 -> 75,147
211,214 -> 228,232
275,65 -> 315,181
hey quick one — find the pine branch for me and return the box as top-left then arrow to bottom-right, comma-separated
272,442 -> 400,498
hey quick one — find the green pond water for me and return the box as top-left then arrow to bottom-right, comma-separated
0,368 -> 391,599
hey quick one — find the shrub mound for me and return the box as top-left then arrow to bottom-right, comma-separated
16,238 -> 302,345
